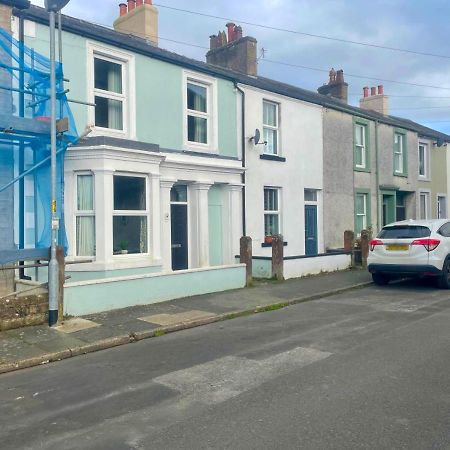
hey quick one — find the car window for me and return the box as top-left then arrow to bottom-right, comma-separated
378,225 -> 431,239
438,223 -> 450,237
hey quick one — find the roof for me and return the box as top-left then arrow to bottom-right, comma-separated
1,0 -> 30,9
18,4 -> 450,143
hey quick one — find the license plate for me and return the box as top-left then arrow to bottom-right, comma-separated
386,244 -> 409,251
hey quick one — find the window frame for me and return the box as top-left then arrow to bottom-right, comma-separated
263,186 -> 281,237
437,194 -> 447,219
354,189 -> 371,236
262,100 -> 280,156
353,118 -> 370,172
393,130 -> 408,176
74,172 -> 96,258
112,173 -> 150,257
182,70 -> 218,152
419,190 -> 431,220
418,142 -> 430,180
87,42 -> 136,139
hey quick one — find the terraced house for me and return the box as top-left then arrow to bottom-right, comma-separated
318,72 -> 450,249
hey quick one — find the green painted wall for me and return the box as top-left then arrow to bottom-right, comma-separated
27,24 -> 238,157
208,185 -> 223,266
64,265 -> 246,315
67,265 -> 162,282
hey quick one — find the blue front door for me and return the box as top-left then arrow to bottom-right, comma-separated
305,205 -> 318,256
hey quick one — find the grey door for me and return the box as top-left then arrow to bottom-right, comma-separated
305,205 -> 318,256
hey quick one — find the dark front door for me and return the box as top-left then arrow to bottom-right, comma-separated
171,204 -> 188,271
305,205 -> 318,256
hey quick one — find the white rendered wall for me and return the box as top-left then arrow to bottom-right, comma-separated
242,85 -> 324,258
284,255 -> 351,280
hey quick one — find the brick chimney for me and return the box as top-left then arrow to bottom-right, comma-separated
359,85 -> 389,115
206,23 -> 257,76
113,0 -> 158,46
317,68 -> 348,103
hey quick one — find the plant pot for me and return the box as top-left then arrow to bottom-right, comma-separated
264,236 -> 273,244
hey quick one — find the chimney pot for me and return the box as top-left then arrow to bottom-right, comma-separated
127,0 -> 136,11
144,0 -> 152,3
370,87 -> 376,96
136,0 -> 143,6
336,69 -> 344,83
378,85 -> 384,95
235,25 -> 243,40
363,86 -> 369,98
226,22 -> 236,42
119,2 -> 127,16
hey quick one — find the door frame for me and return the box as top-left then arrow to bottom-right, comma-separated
170,184 -> 190,271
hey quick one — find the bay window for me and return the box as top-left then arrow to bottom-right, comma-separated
75,174 -> 95,257
113,175 -> 148,255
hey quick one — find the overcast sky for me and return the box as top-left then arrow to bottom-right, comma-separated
31,0 -> 450,134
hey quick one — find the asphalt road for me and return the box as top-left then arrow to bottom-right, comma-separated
1,280 -> 450,450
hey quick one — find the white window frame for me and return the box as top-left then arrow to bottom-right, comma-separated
419,191 -> 431,220
263,187 -> 281,237
74,172 -> 95,258
418,142 -> 430,180
355,193 -> 368,235
355,123 -> 367,169
87,42 -> 136,139
394,133 -> 405,174
112,173 -> 150,257
263,100 -> 280,156
437,194 -> 447,219
182,70 -> 218,152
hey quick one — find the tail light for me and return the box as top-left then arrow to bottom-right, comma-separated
370,239 -> 383,251
411,238 -> 440,252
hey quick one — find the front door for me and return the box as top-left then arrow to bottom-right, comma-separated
171,204 -> 188,271
305,205 -> 318,256
382,193 -> 396,226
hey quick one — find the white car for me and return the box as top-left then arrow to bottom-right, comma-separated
367,219 -> 450,288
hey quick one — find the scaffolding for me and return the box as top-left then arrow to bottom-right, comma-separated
0,26 -> 77,268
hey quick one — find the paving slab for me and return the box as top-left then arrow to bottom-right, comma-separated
55,318 -> 100,334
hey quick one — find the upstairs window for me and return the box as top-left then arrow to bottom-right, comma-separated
394,132 -> 407,175
94,57 -> 125,131
354,122 -> 368,170
187,81 -> 209,145
263,101 -> 279,155
418,143 -> 429,179
264,187 -> 280,236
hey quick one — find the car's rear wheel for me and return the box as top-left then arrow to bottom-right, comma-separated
372,273 -> 390,286
438,259 -> 450,289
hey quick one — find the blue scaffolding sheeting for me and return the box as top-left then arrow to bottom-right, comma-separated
0,27 -> 78,261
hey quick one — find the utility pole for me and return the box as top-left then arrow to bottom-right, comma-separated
45,0 -> 70,327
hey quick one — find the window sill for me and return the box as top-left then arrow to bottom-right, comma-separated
261,241 -> 288,248
393,172 -> 408,178
354,166 -> 371,173
260,154 -> 286,162
418,176 -> 431,182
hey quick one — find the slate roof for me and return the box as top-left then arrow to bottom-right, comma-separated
17,4 -> 450,143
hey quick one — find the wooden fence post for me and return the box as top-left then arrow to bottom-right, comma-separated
240,236 -> 253,287
272,234 -> 284,281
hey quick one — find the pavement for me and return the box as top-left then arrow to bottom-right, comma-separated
0,269 -> 371,374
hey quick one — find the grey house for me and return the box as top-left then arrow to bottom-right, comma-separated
318,71 -> 450,250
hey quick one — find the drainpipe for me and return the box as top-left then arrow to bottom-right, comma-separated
375,119 -> 380,232
234,81 -> 246,236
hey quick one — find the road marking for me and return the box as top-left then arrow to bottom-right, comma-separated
154,346 -> 331,404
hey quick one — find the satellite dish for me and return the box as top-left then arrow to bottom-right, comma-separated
45,0 -> 70,12
251,129 -> 261,145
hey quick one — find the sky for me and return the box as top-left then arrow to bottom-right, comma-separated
31,0 -> 450,134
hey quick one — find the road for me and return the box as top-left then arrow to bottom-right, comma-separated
1,280 -> 450,450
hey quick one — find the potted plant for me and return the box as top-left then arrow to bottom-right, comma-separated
264,235 -> 273,244
119,240 -> 129,255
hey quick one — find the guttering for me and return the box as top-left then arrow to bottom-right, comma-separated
234,81 -> 246,236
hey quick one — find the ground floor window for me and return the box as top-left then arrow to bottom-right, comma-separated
438,195 -> 447,219
113,175 -> 148,255
75,173 -> 95,256
355,193 -> 368,235
264,187 -> 280,237
419,192 -> 430,220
